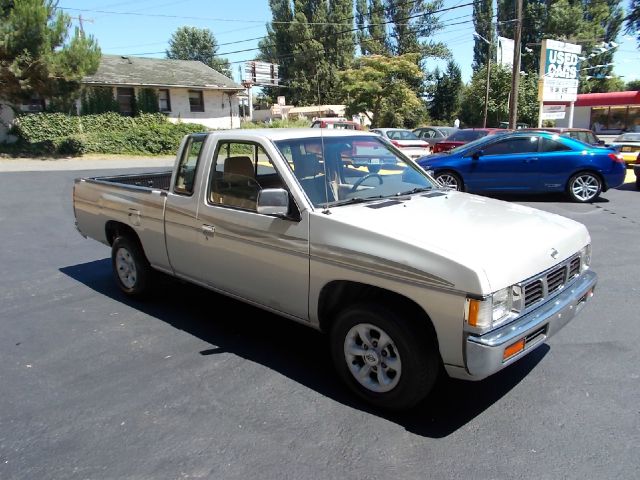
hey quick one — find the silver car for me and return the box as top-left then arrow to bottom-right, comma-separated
370,128 -> 432,160
413,126 -> 458,146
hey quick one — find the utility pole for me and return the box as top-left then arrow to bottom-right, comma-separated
474,32 -> 492,128
508,0 -> 523,129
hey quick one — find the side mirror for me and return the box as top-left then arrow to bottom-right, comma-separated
257,188 -> 290,216
597,140 -> 605,146
472,150 -> 483,160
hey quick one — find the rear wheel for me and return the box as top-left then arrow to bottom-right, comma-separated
434,171 -> 463,191
330,303 -> 440,410
567,171 -> 601,202
111,236 -> 152,297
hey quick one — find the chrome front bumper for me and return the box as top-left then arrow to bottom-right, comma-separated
465,270 -> 597,379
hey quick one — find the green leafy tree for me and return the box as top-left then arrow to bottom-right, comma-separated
166,26 -> 231,78
626,0 -> 640,47
460,64 -> 538,128
340,54 -> 426,128
0,0 -> 101,112
625,79 -> 640,91
356,0 -> 388,55
428,60 -> 462,123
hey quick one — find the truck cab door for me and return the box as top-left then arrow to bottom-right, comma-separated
168,136 -> 311,322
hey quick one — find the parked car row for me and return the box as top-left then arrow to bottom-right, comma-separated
416,130 -> 627,203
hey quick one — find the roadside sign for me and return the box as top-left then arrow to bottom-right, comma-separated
538,39 -> 582,102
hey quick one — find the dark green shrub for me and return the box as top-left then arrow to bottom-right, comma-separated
137,89 -> 159,114
57,136 -> 87,156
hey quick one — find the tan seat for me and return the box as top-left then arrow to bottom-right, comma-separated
216,156 -> 259,210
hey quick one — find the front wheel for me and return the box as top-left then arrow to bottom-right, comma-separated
434,171 -> 463,191
330,304 -> 440,410
111,236 -> 152,297
567,172 -> 602,203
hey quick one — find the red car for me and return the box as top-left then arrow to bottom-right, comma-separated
432,128 -> 506,153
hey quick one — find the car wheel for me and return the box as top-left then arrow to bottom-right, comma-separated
435,171 -> 463,191
111,236 -> 152,297
330,303 -> 440,410
567,171 -> 602,203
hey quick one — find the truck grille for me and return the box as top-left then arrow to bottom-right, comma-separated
522,254 -> 581,309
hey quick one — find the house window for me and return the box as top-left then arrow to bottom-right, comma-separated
116,87 -> 135,115
189,90 -> 204,112
21,97 -> 45,112
158,89 -> 171,112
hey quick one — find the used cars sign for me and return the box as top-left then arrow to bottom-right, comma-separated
538,39 -> 582,102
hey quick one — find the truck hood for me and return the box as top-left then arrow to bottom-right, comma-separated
310,191 -> 590,294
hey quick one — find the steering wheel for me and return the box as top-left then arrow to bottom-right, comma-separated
350,172 -> 384,192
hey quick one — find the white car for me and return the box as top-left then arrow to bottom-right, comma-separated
370,128 -> 432,160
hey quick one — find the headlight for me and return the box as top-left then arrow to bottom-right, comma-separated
465,285 -> 523,332
580,244 -> 591,271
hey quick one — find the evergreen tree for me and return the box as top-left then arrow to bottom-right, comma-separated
258,0 -> 295,102
356,0 -> 388,55
0,0 -> 101,112
429,60 -> 462,122
472,0 -> 494,71
626,0 -> 640,48
166,26 -> 231,78
137,88 -> 159,114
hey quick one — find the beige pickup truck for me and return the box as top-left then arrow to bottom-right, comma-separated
73,129 -> 597,410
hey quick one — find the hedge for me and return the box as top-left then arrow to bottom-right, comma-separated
10,112 -> 206,156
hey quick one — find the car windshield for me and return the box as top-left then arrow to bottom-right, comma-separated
615,133 -> 640,142
447,134 -> 499,154
446,130 -> 490,142
387,130 -> 421,140
274,135 -> 437,208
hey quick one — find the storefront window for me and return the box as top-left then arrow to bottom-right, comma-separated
609,106 -> 627,131
590,107 -> 609,133
628,106 -> 640,132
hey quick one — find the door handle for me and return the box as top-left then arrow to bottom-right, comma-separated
201,225 -> 215,238
524,157 -> 539,163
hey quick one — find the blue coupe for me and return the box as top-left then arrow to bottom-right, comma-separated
416,131 -> 627,202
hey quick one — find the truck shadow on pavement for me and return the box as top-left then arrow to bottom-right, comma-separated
61,258 -> 548,439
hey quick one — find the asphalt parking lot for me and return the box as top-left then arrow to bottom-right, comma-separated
1,161 -> 638,479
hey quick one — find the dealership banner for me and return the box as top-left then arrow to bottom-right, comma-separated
538,39 -> 582,102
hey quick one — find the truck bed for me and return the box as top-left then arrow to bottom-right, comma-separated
89,171 -> 173,191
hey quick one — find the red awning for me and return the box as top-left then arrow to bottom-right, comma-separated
574,91 -> 640,107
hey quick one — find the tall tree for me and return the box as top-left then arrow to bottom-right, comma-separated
472,0 -> 494,71
460,64 -> 538,127
166,26 -> 231,78
258,0 -> 294,102
429,60 -> 462,122
356,0 -> 388,55
0,0 -> 101,112
626,0 -> 640,48
340,53 -> 426,128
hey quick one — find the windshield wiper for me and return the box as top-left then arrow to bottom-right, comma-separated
325,196 -> 385,207
393,186 -> 433,196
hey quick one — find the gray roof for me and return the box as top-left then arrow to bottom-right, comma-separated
83,55 -> 243,90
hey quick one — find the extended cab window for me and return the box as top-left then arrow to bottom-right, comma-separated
209,142 -> 286,211
174,135 -> 205,195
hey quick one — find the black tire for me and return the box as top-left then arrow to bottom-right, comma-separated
435,170 -> 463,191
567,171 -> 602,203
330,303 -> 440,410
111,235 -> 152,297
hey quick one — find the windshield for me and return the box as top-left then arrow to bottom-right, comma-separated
615,133 -> 640,142
274,136 -> 437,208
387,130 -> 421,141
447,134 -> 499,154
447,130 -> 490,142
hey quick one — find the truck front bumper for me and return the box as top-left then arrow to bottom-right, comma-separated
465,270 -> 597,379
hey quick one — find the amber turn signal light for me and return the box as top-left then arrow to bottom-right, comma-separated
503,339 -> 525,361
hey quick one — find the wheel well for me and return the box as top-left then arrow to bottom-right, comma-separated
105,221 -> 142,248
317,281 -> 438,342
435,169 -> 464,189
568,169 -> 606,191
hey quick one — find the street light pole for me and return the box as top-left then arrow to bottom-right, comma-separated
508,0 -> 523,129
474,33 -> 492,128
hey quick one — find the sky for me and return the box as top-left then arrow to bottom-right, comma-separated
57,0 -> 640,90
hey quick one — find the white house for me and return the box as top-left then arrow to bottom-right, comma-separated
0,55 -> 244,142
82,55 -> 244,129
